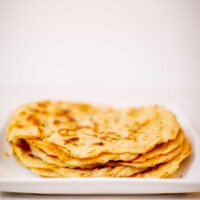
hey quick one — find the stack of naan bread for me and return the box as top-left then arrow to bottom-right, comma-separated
6,101 -> 191,178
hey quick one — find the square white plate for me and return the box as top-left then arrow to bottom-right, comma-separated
0,87 -> 200,194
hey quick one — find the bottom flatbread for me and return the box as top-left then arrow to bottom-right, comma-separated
31,168 -> 62,178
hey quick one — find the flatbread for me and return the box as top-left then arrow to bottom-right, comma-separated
114,142 -> 182,168
7,101 -> 191,178
133,130 -> 183,163
52,165 -> 144,178
29,143 -> 137,169
134,136 -> 191,178
13,145 -> 145,178
28,130 -> 183,169
7,101 -> 180,158
31,168 -> 62,178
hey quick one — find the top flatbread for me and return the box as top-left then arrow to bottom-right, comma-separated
7,101 -> 180,158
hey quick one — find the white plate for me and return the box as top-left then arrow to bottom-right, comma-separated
0,87 -> 200,194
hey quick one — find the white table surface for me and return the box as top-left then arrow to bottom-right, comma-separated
0,0 -> 200,199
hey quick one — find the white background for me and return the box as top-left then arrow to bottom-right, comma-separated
0,0 -> 200,199
1,0 -> 200,89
